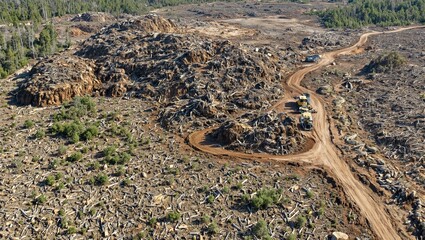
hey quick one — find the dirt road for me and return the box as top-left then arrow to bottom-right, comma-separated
189,26 -> 425,239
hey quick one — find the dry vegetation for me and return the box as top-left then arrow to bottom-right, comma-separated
0,96 -> 370,239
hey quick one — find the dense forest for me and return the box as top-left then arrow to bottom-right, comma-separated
0,0 -> 224,24
318,0 -> 425,28
1,0 -> 425,77
0,0 -> 220,78
0,24 -> 60,78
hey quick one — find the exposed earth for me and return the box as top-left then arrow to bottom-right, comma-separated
0,1 -> 424,240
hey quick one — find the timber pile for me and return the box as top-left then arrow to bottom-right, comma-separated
299,31 -> 354,50
16,55 -> 100,106
16,15 -> 288,140
210,112 -> 305,155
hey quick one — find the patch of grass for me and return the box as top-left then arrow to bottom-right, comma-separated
166,211 -> 181,223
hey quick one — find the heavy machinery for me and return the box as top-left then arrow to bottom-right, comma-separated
305,54 -> 321,63
300,111 -> 313,131
296,93 -> 312,112
296,93 -> 314,130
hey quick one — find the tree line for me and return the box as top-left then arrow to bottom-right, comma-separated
0,0 -> 221,78
0,24 -> 61,78
317,0 -> 425,28
0,0 -> 227,24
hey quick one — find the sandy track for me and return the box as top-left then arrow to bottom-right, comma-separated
189,26 -> 424,239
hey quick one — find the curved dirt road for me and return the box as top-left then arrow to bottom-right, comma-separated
189,26 -> 424,239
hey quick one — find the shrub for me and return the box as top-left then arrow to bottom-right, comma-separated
55,182 -> 65,191
51,121 -> 85,143
115,166 -> 125,176
121,178 -> 131,187
103,147 -> 131,165
252,219 -> 269,239
306,190 -> 314,199
92,174 -> 108,186
317,207 -> 325,217
24,120 -> 35,129
207,221 -> 219,235
295,216 -> 307,228
67,152 -> 83,162
67,226 -> 77,235
148,217 -> 157,226
243,188 -> 282,210
364,52 -> 406,73
54,96 -> 96,121
103,146 -> 116,157
206,195 -> 215,204
201,215 -> 211,224
57,145 -> 67,156
45,175 -> 56,186
33,194 -> 47,205
34,129 -> 45,139
81,125 -> 99,141
166,211 -> 181,222
287,233 -> 297,240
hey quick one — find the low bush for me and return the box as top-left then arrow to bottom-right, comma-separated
242,188 -> 282,210
252,219 -> 270,239
364,52 -> 406,73
166,211 -> 181,222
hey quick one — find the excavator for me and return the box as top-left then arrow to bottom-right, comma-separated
296,93 -> 314,131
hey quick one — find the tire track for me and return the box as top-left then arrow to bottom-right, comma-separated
188,26 -> 424,240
